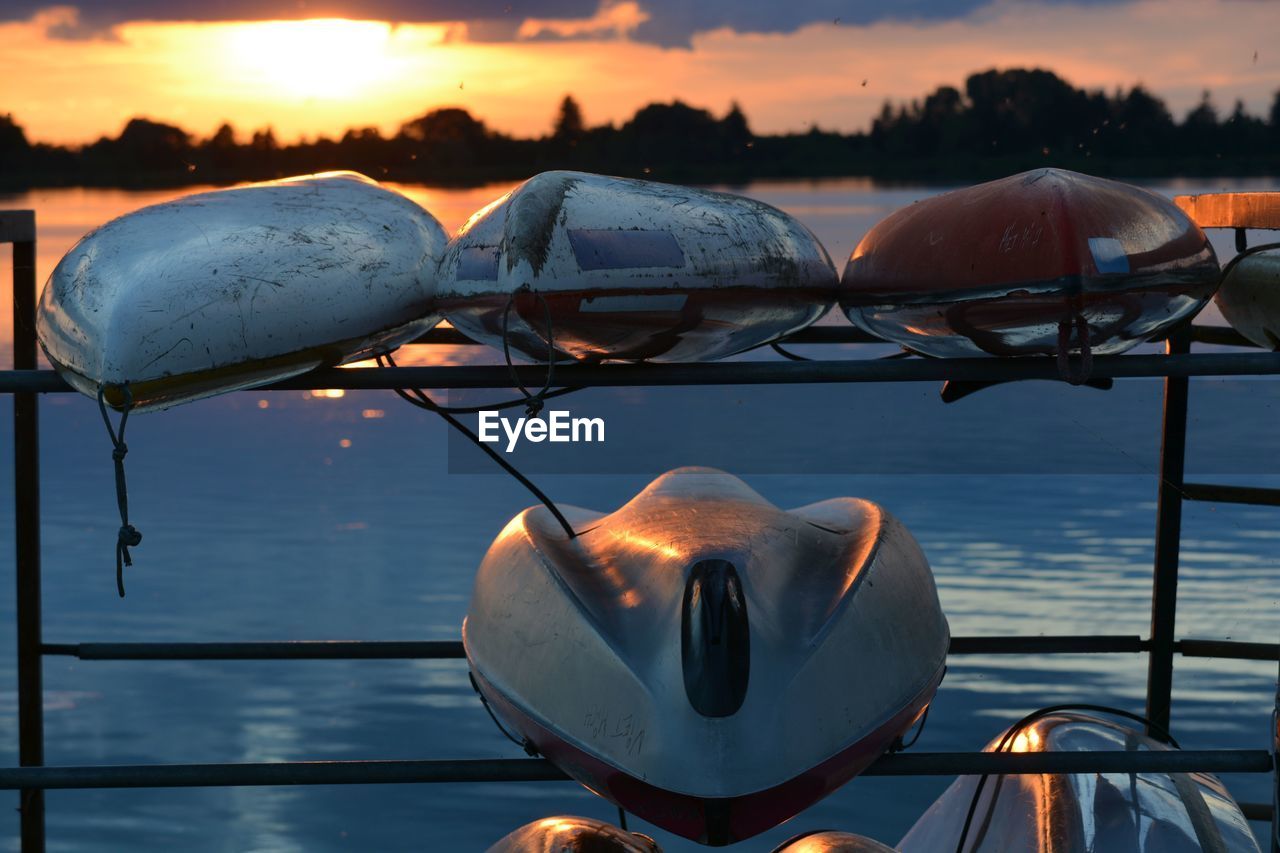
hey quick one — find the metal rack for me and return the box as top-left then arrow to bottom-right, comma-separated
4,210 -> 1279,851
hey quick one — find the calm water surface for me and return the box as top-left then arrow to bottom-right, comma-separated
0,177 -> 1276,851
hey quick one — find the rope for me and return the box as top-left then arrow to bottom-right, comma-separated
953,703 -> 1178,853
770,342 -> 811,362
502,284 -> 557,417
377,353 -> 577,539
96,384 -> 142,598
468,672 -> 538,756
1055,313 -> 1093,385
889,703 -> 932,753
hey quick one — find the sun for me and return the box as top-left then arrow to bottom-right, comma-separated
226,19 -> 398,100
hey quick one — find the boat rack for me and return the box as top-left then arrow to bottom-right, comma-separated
3,208 -> 1280,851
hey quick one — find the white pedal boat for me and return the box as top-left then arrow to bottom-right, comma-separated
464,467 -> 949,846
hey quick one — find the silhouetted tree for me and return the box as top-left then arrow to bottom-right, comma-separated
553,96 -> 585,141
0,113 -> 30,157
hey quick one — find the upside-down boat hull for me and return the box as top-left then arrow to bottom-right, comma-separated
464,468 -> 949,845
472,665 -> 941,845
771,830 -> 897,852
898,712 -> 1261,852
37,172 -> 447,411
841,169 -> 1220,359
1216,248 -> 1280,350
487,815 -> 660,852
438,171 -> 837,363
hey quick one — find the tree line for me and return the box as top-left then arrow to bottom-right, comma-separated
2,67 -> 1279,189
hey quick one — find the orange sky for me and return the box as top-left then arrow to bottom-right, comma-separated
2,0 -> 1277,146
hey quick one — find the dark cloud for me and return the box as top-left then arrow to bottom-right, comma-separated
9,0 -> 1134,46
6,2 -> 596,38
626,0 -> 1130,48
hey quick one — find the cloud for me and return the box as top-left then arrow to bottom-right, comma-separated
517,0 -> 649,42
12,0 -> 1137,46
2,0 -> 1275,147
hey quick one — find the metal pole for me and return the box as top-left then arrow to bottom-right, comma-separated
1146,329 -> 1191,735
1272,631 -> 1279,852
10,216 -> 44,852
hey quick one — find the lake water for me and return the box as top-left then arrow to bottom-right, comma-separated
0,176 -> 1277,851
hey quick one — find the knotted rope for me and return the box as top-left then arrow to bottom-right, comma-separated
97,384 -> 142,597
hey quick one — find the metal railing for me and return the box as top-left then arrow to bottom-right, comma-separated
4,210 -> 1279,851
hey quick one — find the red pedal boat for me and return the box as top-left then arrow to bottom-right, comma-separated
841,169 -> 1219,365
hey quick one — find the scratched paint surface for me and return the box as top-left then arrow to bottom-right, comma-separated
436,171 -> 838,362
842,169 -> 1222,358
35,172 -> 448,411
0,178 -> 1275,851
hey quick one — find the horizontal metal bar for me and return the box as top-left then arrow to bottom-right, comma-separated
1182,482 -> 1280,507
1175,193 -> 1280,230
1190,325 -> 1260,349
1177,639 -> 1280,662
45,635 -> 1146,661
866,749 -> 1272,777
41,641 -> 466,660
949,635 -> 1146,655
9,351 -> 1280,396
0,210 -> 35,244
0,750 -> 1269,790
47,636 -> 1276,662
409,325 -> 883,348
1240,801 -> 1275,822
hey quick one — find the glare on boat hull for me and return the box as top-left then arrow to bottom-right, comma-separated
841,169 -> 1220,359
898,712 -> 1261,852
437,171 -> 837,363
464,467 -> 949,846
37,172 -> 447,412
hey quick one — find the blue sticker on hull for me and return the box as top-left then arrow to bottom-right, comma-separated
568,229 -> 686,271
1088,237 -> 1130,275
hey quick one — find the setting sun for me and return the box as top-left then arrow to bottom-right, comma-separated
226,19 -> 399,101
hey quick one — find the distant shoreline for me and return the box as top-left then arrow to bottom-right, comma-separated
4,66 -> 1277,192
4,157 -> 1277,195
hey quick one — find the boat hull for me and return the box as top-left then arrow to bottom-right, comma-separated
1216,248 -> 1280,349
37,172 -> 448,411
438,171 -> 837,363
772,830 -> 898,852
841,169 -> 1219,358
472,664 -> 941,846
486,815 -> 659,852
898,712 -> 1261,852
464,467 -> 949,845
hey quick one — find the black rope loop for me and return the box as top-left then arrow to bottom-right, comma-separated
377,353 -> 577,540
1055,313 -> 1093,385
468,672 -> 539,757
502,284 -> 557,418
97,383 -> 142,598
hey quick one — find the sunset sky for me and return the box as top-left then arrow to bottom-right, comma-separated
2,0 -> 1277,146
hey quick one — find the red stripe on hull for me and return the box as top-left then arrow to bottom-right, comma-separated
471,665 -> 944,846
